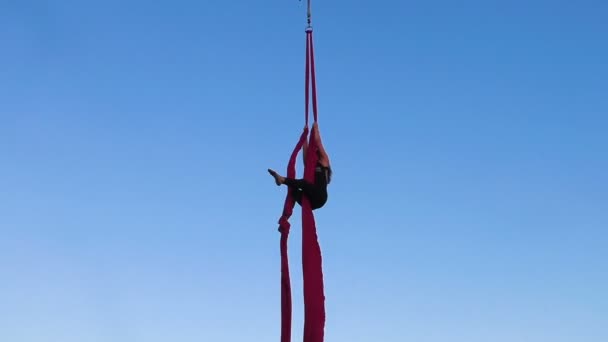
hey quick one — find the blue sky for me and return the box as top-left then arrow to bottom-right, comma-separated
1,1 -> 607,341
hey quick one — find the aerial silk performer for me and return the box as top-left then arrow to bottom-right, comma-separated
268,122 -> 332,210
267,1 -> 329,341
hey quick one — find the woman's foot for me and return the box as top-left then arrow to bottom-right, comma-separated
268,169 -> 285,186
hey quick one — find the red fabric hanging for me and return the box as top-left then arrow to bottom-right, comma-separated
277,29 -> 325,342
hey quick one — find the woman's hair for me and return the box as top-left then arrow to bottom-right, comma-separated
314,148 -> 332,184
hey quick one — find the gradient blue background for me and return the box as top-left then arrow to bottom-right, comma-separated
1,1 -> 607,341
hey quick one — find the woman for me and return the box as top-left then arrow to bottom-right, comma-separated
268,122 -> 332,210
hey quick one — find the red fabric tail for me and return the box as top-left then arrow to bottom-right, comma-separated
302,125 -> 325,342
278,128 -> 309,342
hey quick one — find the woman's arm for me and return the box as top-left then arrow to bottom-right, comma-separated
313,122 -> 330,166
302,134 -> 308,166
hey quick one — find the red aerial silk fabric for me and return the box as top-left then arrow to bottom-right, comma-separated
277,29 -> 325,342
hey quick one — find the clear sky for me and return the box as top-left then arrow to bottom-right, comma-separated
1,1 -> 607,341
